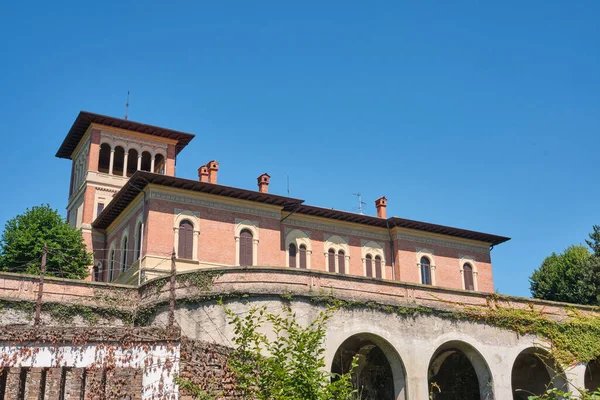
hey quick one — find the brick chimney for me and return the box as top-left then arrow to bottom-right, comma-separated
257,173 -> 270,193
198,165 -> 209,182
375,196 -> 387,218
206,160 -> 219,184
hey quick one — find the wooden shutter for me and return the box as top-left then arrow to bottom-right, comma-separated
375,256 -> 382,279
328,249 -> 336,273
240,230 -> 253,266
179,221 -> 194,260
338,251 -> 346,274
464,264 -> 474,291
289,243 -> 297,268
299,245 -> 307,269
366,255 -> 373,277
122,238 -> 128,273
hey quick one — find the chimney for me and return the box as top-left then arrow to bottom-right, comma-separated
198,165 -> 209,182
257,173 -> 270,193
206,160 -> 219,184
375,196 -> 387,218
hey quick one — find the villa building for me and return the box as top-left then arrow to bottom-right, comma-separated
57,111 -> 509,290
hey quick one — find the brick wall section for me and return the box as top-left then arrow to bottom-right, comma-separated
24,367 -> 44,400
65,368 -> 85,399
179,338 -> 238,399
5,367 -> 23,399
44,367 -> 62,400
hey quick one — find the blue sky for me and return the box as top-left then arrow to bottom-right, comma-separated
0,1 -> 598,297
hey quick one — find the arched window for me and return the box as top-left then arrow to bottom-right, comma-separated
288,243 -> 297,268
463,263 -> 474,291
141,151 -> 152,171
178,220 -> 194,260
420,256 -> 431,285
135,223 -> 143,261
154,153 -> 165,174
239,229 -> 253,266
113,146 -> 125,176
375,255 -> 382,279
299,245 -> 307,269
328,249 -> 336,273
121,237 -> 128,273
127,148 -> 139,177
365,255 -> 373,277
338,250 -> 346,274
109,250 -> 115,282
98,143 -> 111,174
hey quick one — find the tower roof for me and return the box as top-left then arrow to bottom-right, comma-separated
56,111 -> 195,159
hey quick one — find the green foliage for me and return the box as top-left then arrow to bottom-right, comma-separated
0,204 -> 91,279
587,225 -> 600,257
526,387 -> 600,399
529,245 -> 598,305
224,304 -> 357,400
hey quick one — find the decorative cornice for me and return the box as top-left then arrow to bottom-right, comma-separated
99,130 -> 169,152
397,233 -> 489,254
285,218 -> 389,241
148,190 -> 281,219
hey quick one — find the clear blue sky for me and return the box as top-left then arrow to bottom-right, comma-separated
0,1 -> 598,297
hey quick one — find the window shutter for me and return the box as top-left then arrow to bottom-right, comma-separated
366,255 -> 373,277
289,243 -> 297,268
328,249 -> 336,273
299,245 -> 307,269
464,264 -> 474,291
179,221 -> 194,260
122,238 -> 128,273
240,230 -> 253,266
338,251 -> 345,274
375,256 -> 382,279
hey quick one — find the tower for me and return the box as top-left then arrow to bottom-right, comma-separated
56,111 -> 195,278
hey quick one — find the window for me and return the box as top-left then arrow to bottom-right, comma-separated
109,250 -> 115,282
239,229 -> 253,266
288,243 -> 297,268
135,223 -> 143,261
299,245 -> 307,269
338,250 -> 346,274
97,203 -> 105,217
93,263 -> 103,282
420,256 -> 431,285
178,220 -> 194,260
463,263 -> 475,291
328,249 -> 336,273
375,256 -> 382,279
98,143 -> 111,174
366,255 -> 373,277
121,237 -> 128,273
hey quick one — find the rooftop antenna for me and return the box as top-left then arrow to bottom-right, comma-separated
353,193 -> 366,215
287,174 -> 290,196
125,90 -> 130,120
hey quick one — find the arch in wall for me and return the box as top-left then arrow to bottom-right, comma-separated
331,333 -> 406,400
113,146 -> 125,176
362,241 -> 385,279
98,143 -> 111,174
585,359 -> 600,392
126,148 -> 139,177
141,151 -> 152,171
154,153 -> 165,174
428,340 -> 493,400
235,220 -> 259,266
511,348 -> 567,400
324,235 -> 349,273
285,229 -> 311,268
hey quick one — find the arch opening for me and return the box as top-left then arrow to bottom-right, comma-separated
511,348 -> 567,400
126,148 -> 139,177
98,143 -> 111,174
331,333 -> 406,400
141,151 -> 152,171
113,146 -> 125,176
585,359 -> 600,392
428,340 -> 493,400
154,153 -> 165,174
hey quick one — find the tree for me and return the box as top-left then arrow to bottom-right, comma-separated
0,204 -> 91,279
530,245 -> 597,305
587,225 -> 600,257
224,304 -> 356,400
